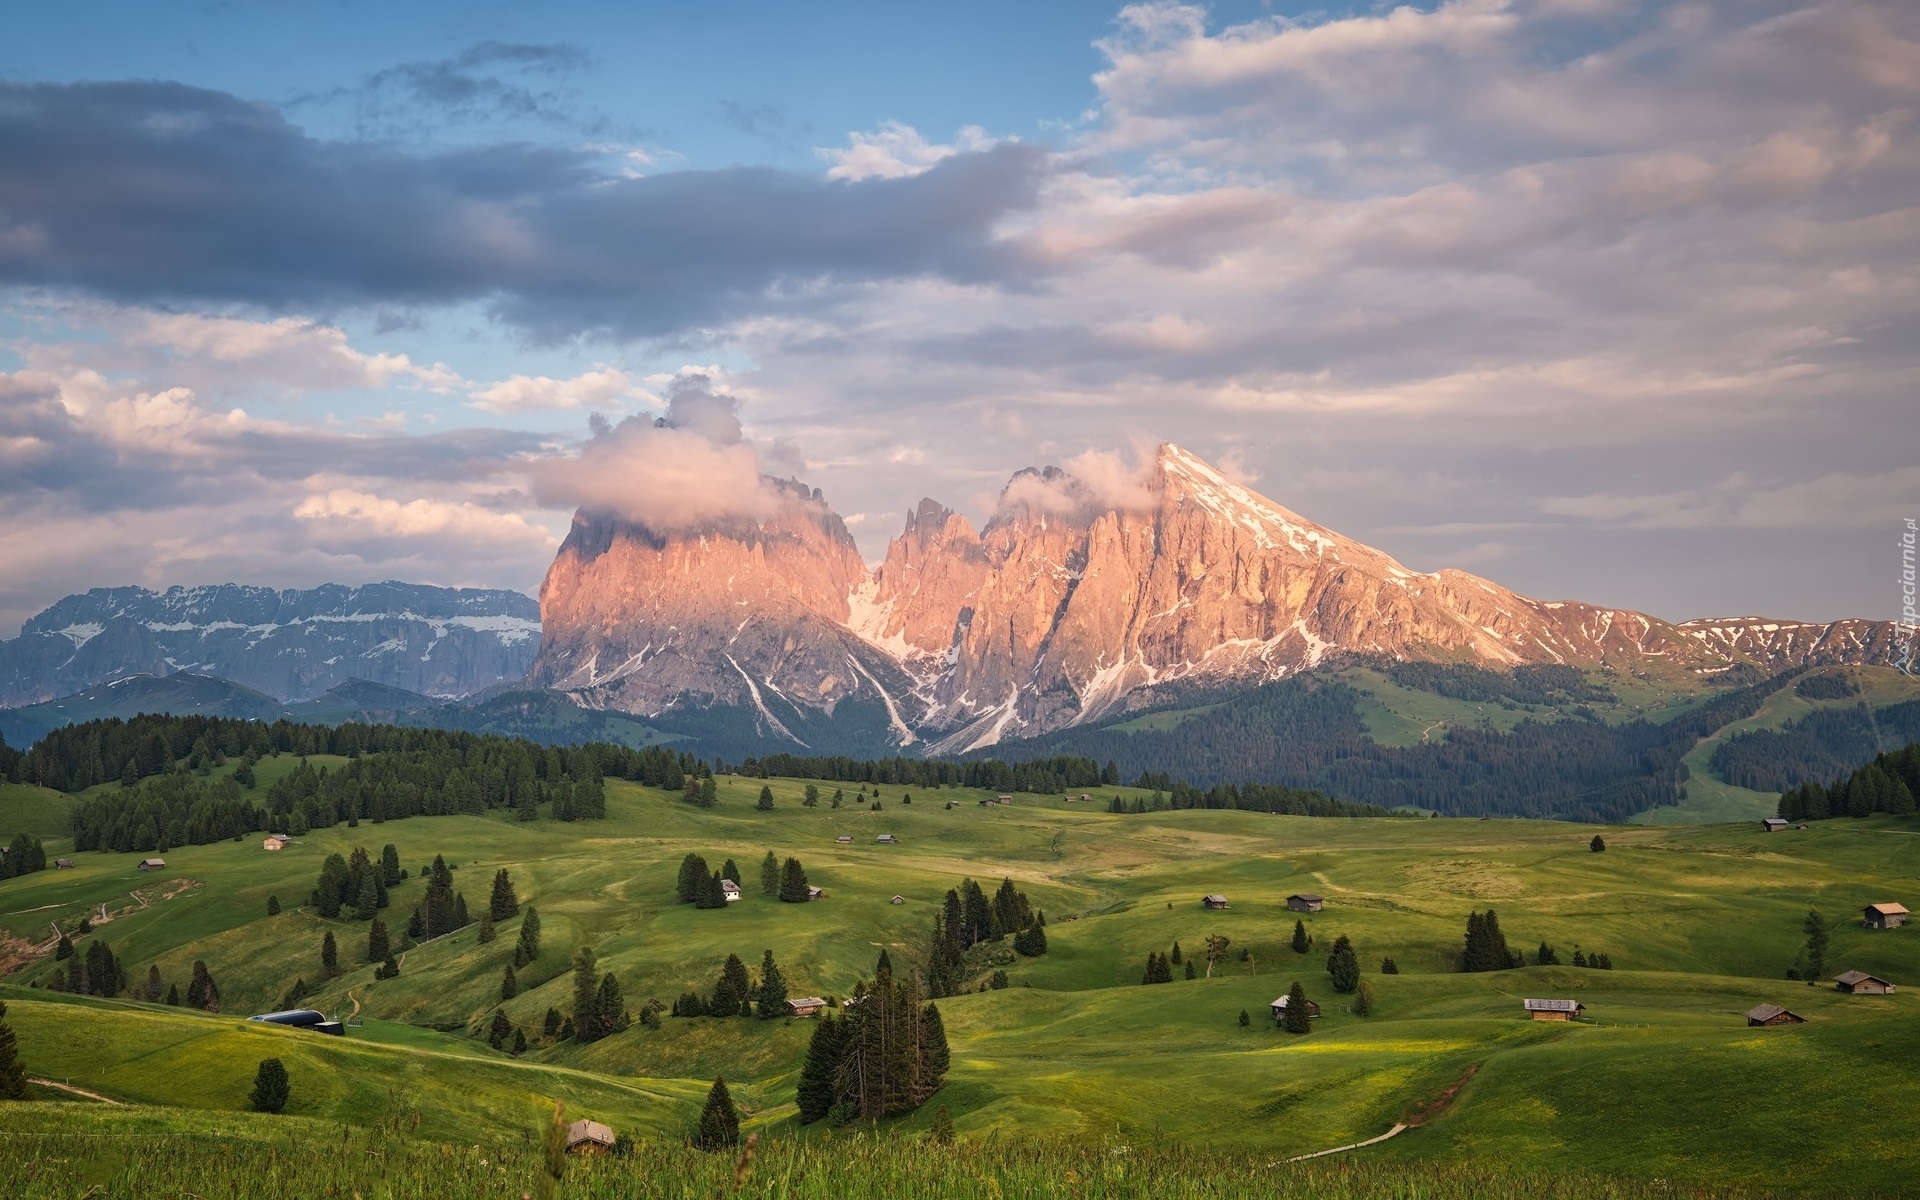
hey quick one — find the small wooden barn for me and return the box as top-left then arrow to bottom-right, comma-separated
1202,894 -> 1230,910
54,858 -> 73,870
1270,994 -> 1321,1020
875,834 -> 899,844
1745,1003 -> 1805,1027
835,835 -> 853,844
787,997 -> 827,1018
1762,817 -> 1789,832
565,1119 -> 616,1155
1523,998 -> 1585,1021
137,857 -> 167,871
1863,903 -> 1909,930
1286,893 -> 1324,913
890,895 -> 906,905
807,885 -> 825,900
1833,970 -> 1896,994
997,795 -> 1013,805
262,835 -> 287,851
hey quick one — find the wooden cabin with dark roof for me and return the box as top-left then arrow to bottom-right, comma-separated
1286,893 -> 1323,912
1834,970 -> 1896,994
1745,1003 -> 1805,1027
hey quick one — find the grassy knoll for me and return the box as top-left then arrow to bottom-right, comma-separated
0,781 -> 72,838
3,776 -> 1918,1194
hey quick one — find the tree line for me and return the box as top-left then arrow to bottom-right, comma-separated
724,752 -> 1117,795
1776,742 -> 1920,821
1108,782 -> 1389,817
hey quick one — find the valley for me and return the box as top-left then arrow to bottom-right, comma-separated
3,763 -> 1917,1195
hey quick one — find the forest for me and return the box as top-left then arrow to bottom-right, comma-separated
1775,741 -> 1920,820
1712,699 -> 1920,792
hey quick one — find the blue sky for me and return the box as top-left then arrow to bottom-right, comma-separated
1,0 -> 1916,634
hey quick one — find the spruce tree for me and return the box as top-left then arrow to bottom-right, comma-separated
1170,941 -> 1182,965
0,1000 -> 29,1100
696,870 -> 727,909
798,1013 -> 852,1121
1291,920 -> 1309,953
695,1076 -> 740,1151
927,1103 -> 955,1145
1535,942 -> 1559,966
512,1028 -> 527,1054
597,972 -> 629,1034
1380,956 -> 1399,974
1184,960 -> 1197,979
249,1058 -> 290,1113
488,1009 -> 512,1048
1238,1008 -> 1250,1026
544,1007 -> 561,1038
514,906 -> 542,967
1354,979 -> 1376,1016
144,964 -> 162,1003
1282,981 -> 1313,1034
1326,935 -> 1360,993
571,946 -> 602,1043
478,912 -> 495,944
187,961 -> 220,1012
755,949 -> 788,1018
267,895 -> 280,916
779,857 -> 811,903
721,859 -> 740,884
490,868 -> 519,920
353,872 -> 379,922
321,931 -> 340,977
1802,909 -> 1831,980
453,892 -> 470,929
760,850 -> 780,896
54,933 -> 72,961
712,954 -> 752,1017
166,983 -> 180,1006
380,844 -> 401,886
677,854 -> 709,903
1461,909 -> 1519,972
502,963 -> 519,1000
367,919 -> 390,963
1590,834 -> 1606,853
757,785 -> 775,811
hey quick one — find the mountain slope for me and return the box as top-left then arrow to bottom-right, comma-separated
531,444 -> 1901,753
0,582 -> 541,707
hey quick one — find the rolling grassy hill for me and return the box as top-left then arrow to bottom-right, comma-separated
3,771 -> 1917,1194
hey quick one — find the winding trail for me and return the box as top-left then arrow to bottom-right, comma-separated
346,990 -> 363,1023
29,1077 -> 124,1105
1281,1123 -> 1408,1162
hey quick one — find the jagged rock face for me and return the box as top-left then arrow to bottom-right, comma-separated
529,480 -> 918,740
530,444 -> 1900,751
0,583 -> 540,707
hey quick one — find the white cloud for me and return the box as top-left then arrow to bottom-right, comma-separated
294,488 -> 556,545
468,366 -> 647,413
821,120 -> 1000,181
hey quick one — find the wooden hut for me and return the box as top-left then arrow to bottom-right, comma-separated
565,1120 -> 616,1155
1863,903 -> 1908,930
1745,1003 -> 1805,1027
890,895 -> 906,905
1270,994 -> 1321,1020
1202,894 -> 1229,910
875,834 -> 899,844
1522,998 -> 1585,1021
807,885 -> 825,900
787,997 -> 827,1018
1833,970 -> 1896,994
1286,893 -> 1323,913
54,858 -> 73,870
1762,817 -> 1789,832
835,835 -> 854,844
137,857 -> 167,871
262,835 -> 287,851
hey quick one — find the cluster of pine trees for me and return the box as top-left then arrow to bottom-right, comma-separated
675,851 -> 810,907
0,832 -> 47,880
1460,910 -> 1526,972
1776,742 -> 1920,821
924,877 -> 1043,997
796,953 -> 949,1124
1106,783 -> 1388,817
566,946 -> 628,1043
43,934 -> 218,1012
671,949 -> 791,1018
311,845 -> 401,920
727,753 -> 1115,795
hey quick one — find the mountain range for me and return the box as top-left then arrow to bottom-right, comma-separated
530,443 -> 1896,753
0,582 -> 541,709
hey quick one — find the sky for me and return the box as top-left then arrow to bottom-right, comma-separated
2,0 -> 1916,636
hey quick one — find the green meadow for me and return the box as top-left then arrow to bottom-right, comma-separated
3,769 -> 1918,1195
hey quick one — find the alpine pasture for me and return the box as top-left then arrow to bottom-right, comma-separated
3,766 -> 1917,1196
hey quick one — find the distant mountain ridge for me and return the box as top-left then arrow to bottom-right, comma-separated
0,581 -> 540,707
531,443 -> 1899,752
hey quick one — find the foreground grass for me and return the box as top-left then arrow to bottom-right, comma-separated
0,1105 -> 1776,1200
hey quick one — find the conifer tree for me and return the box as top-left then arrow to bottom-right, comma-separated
711,954 -> 752,1017
488,1009 -> 512,1048
366,919 -> 389,963
677,853 -> 709,903
596,972 -> 628,1034
381,844 -> 401,886
1239,1008 -> 1251,1026
1572,948 -> 1588,967
1170,941 -> 1183,965
1535,942 -> 1559,966
1381,956 -> 1399,974
54,933 -> 72,961
377,953 -> 400,979
1282,981 -> 1313,1034
1326,935 -> 1360,993
1354,979 -> 1376,1016
321,931 -> 340,978
514,906 -> 542,966
0,1001 -> 26,1099
721,859 -> 740,884
1460,909 -> 1520,972
779,857 -> 811,902
489,868 -> 519,920
453,892 -> 470,930
250,1058 -> 290,1113
477,911 -> 495,944
758,785 -> 775,811
1291,920 -> 1309,953
512,1028 -> 527,1054
755,949 -> 788,1018
927,1103 -> 955,1145
544,1007 -> 561,1038
502,963 -> 518,1000
1802,909 -> 1831,980
1590,834 -> 1606,852
166,983 -> 180,1006
353,872 -> 379,922
695,1077 -> 740,1151
571,946 -> 602,1043
1184,960 -> 1196,979
696,870 -> 727,909
797,1014 -> 848,1122
144,964 -> 163,1003
760,850 -> 780,896
804,784 -> 820,807
267,895 -> 280,916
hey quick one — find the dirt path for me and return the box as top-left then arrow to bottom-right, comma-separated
1278,1063 -> 1479,1164
29,1077 -> 124,1104
346,990 -> 363,1023
1282,1123 -> 1408,1162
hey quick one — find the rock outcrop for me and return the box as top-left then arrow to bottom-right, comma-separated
530,444 -> 1902,751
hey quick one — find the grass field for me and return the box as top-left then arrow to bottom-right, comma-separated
4,771 -> 1918,1195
